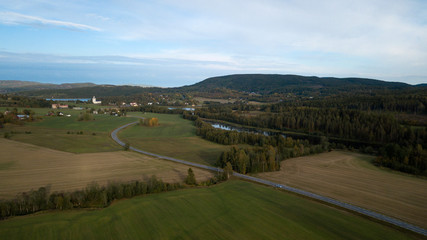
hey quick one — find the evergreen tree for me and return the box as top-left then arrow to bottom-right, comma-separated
185,168 -> 196,185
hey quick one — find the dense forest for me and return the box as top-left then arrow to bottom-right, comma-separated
183,74 -> 411,95
192,103 -> 426,175
0,94 -> 51,108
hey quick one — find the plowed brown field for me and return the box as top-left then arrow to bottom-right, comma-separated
256,151 -> 427,229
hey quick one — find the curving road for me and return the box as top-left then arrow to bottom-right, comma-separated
111,120 -> 427,237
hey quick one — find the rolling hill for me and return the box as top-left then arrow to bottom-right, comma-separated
0,80 -> 96,94
183,74 -> 411,94
3,74 -> 419,98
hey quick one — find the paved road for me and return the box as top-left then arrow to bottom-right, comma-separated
111,120 -> 427,237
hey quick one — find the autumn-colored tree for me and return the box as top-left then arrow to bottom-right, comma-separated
223,162 -> 233,180
140,117 -> 159,127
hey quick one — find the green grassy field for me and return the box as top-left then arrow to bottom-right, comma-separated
0,180 -> 417,240
31,113 -> 136,132
119,113 -> 229,165
0,108 -> 137,153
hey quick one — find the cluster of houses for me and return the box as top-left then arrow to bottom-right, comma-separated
51,104 -> 68,109
3,110 -> 29,120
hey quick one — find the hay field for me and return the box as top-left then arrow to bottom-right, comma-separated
0,138 -> 213,199
256,151 -> 427,229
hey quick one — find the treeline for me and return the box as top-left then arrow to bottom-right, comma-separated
375,143 -> 426,175
0,94 -> 51,108
127,105 -> 187,115
0,173 -> 228,220
194,107 -> 411,145
0,176 -> 179,219
266,89 -> 427,115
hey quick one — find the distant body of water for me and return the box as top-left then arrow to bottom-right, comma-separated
167,107 -> 195,111
209,122 -> 271,136
46,98 -> 91,102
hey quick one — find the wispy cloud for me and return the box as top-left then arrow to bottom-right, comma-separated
0,11 -> 101,31
0,0 -> 426,85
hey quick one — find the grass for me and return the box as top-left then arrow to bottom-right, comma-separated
31,112 -> 136,132
0,138 -> 213,199
256,151 -> 427,229
0,107 -> 137,153
0,180 -> 418,240
119,113 -> 229,165
0,107 -> 53,115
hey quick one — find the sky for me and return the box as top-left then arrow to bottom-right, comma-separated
0,0 -> 426,87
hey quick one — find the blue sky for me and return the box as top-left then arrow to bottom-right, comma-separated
0,0 -> 426,87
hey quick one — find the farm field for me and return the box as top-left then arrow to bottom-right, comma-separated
0,108 -> 137,153
194,97 -> 236,104
0,180 -> 417,240
256,151 -> 427,229
194,97 -> 265,106
0,138 -> 213,199
119,113 -> 229,165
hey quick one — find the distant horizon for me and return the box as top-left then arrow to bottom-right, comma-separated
1,72 -> 426,88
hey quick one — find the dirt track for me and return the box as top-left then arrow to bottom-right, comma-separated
256,151 -> 427,229
0,138 -> 213,199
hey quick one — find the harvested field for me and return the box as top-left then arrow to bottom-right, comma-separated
256,151 -> 427,229
0,139 -> 213,199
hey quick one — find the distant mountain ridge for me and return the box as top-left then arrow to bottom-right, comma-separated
0,80 -> 96,93
4,74 -> 422,98
183,74 -> 411,94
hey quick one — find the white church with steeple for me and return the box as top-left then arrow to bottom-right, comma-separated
92,96 -> 101,104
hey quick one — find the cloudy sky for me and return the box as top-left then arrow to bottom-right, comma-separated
0,0 -> 426,87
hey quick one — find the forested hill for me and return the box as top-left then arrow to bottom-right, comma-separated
17,85 -> 165,98
183,74 -> 411,94
0,80 -> 96,94
8,74 -> 420,98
